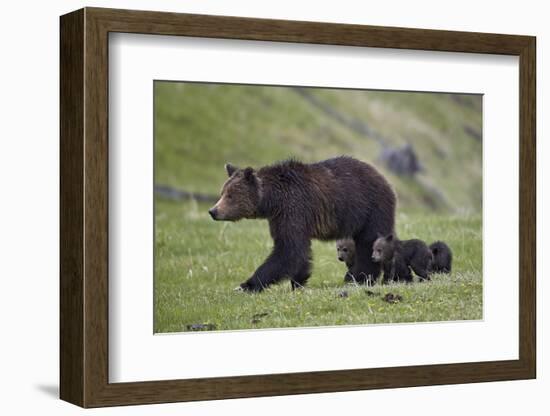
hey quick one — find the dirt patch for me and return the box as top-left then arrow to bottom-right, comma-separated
382,293 -> 403,304
251,312 -> 270,324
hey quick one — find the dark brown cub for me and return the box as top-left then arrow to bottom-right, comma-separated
372,234 -> 433,283
429,241 -> 453,273
336,239 -> 356,283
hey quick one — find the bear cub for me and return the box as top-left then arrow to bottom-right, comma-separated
371,234 -> 433,283
336,239 -> 356,283
338,237 -> 453,283
429,241 -> 453,273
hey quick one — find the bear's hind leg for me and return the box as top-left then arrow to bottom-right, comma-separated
352,236 -> 381,285
410,255 -> 431,282
395,260 -> 413,283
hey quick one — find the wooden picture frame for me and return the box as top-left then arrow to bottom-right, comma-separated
60,7 -> 536,408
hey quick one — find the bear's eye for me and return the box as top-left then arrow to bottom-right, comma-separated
343,248 -> 348,252
226,194 -> 232,200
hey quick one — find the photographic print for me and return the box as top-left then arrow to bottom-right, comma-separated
60,9 -> 535,406
154,81 -> 482,333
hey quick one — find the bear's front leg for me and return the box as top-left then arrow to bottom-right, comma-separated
239,255 -> 284,292
240,239 -> 311,292
382,262 -> 394,284
343,270 -> 356,284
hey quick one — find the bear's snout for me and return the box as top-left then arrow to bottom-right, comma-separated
338,256 -> 344,262
208,207 -> 218,220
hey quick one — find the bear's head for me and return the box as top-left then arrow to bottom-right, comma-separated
208,163 -> 260,221
336,239 -> 355,265
372,233 -> 395,263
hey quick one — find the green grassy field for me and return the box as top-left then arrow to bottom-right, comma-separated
153,82 -> 483,333
154,199 -> 482,333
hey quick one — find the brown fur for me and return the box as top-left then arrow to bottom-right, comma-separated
336,239 -> 357,283
372,234 -> 433,283
209,165 -> 260,221
429,241 -> 453,273
209,157 -> 396,291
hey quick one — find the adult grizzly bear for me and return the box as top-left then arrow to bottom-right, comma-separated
208,156 -> 396,292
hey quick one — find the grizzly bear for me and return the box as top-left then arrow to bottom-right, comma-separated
429,241 -> 453,273
208,156 -> 396,292
372,234 -> 433,283
335,238 -> 357,283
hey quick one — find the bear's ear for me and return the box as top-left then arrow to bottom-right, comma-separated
377,232 -> 384,239
225,163 -> 239,177
243,167 -> 256,183
385,233 -> 394,242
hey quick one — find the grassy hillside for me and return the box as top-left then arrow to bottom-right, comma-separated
154,82 -> 482,214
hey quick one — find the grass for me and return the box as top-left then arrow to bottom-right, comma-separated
154,199 -> 482,333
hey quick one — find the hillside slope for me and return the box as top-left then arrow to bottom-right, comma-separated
154,81 -> 482,214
